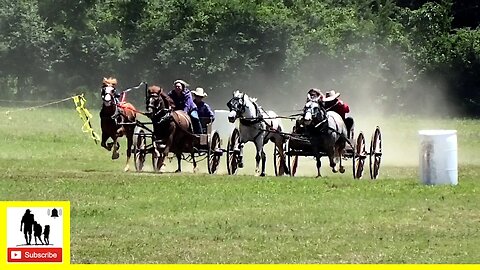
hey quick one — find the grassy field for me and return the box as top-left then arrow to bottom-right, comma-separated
1,106 -> 480,263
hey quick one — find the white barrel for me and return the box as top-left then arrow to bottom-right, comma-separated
212,109 -> 236,140
418,130 -> 458,185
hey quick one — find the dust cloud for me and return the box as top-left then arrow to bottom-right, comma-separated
208,48 -> 459,168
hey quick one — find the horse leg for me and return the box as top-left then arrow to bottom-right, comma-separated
111,137 -> 120,160
260,149 -> 266,177
192,152 -> 198,173
315,154 -> 322,178
101,133 -> 112,151
238,143 -> 244,168
175,153 -> 182,173
328,149 -> 337,173
336,143 -> 346,174
254,140 -> 263,176
123,128 -> 134,172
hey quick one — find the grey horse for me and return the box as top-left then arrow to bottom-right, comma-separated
300,97 -> 348,177
227,90 -> 288,176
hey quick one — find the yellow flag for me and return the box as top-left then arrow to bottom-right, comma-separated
73,95 -> 101,144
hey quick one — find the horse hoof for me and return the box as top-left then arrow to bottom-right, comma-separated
339,167 -> 345,173
124,166 -> 130,172
332,169 -> 338,173
107,142 -> 114,151
175,169 -> 181,173
112,153 -> 120,160
238,162 -> 244,168
260,172 -> 266,177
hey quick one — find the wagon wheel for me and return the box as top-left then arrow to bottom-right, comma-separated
369,126 -> 382,179
285,138 -> 298,177
227,128 -> 241,175
133,129 -> 147,172
353,132 -> 366,179
208,131 -> 222,174
152,141 -> 165,172
273,143 -> 287,176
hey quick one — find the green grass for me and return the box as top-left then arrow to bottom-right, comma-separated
1,107 -> 480,263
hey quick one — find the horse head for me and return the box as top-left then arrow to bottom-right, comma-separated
302,99 -> 327,127
226,90 -> 247,123
227,90 -> 259,123
147,85 -> 166,113
146,85 -> 175,122
101,77 -> 119,108
101,87 -> 116,107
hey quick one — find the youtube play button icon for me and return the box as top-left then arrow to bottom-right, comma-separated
10,250 -> 22,260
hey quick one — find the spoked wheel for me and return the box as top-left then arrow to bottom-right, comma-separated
273,143 -> 287,176
369,126 -> 382,179
285,138 -> 298,177
152,140 -> 165,172
208,131 -> 222,174
227,128 -> 241,175
134,129 -> 147,172
353,132 -> 366,179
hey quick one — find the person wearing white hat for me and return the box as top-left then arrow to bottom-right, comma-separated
168,79 -> 202,134
324,89 -> 354,139
323,90 -> 349,119
307,88 -> 323,101
192,87 -> 215,133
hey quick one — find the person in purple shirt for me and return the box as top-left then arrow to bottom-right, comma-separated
168,79 -> 202,134
191,87 -> 215,133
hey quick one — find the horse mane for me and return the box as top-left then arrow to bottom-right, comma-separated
160,92 -> 175,110
102,77 -> 117,87
148,85 -> 176,110
234,90 -> 258,103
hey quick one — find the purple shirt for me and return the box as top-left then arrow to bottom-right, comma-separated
167,88 -> 197,113
196,101 -> 215,120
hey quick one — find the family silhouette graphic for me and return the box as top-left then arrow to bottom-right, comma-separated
20,209 -> 52,246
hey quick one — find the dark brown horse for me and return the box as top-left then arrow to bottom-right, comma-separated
100,77 -> 137,171
146,85 -> 199,173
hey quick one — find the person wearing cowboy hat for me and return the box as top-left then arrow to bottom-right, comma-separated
192,87 -> 215,133
323,90 -> 350,119
307,88 -> 323,101
167,79 -> 202,134
324,89 -> 354,139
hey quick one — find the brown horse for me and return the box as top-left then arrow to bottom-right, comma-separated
100,77 -> 137,171
146,85 -> 199,173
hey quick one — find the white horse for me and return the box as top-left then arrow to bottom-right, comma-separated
227,90 -> 288,176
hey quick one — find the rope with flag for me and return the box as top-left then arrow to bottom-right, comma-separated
73,94 -> 101,144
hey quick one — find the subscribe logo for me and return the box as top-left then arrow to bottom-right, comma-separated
6,207 -> 65,263
8,248 -> 62,263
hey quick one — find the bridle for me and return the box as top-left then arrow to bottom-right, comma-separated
101,85 -> 117,107
303,100 -> 327,129
227,93 -> 246,118
147,92 -> 172,124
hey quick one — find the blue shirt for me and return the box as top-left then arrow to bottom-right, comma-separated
167,88 -> 197,113
196,101 -> 215,120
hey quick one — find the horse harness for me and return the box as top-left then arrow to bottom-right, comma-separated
237,98 -> 277,144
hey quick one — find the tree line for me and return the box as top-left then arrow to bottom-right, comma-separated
0,0 -> 479,116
